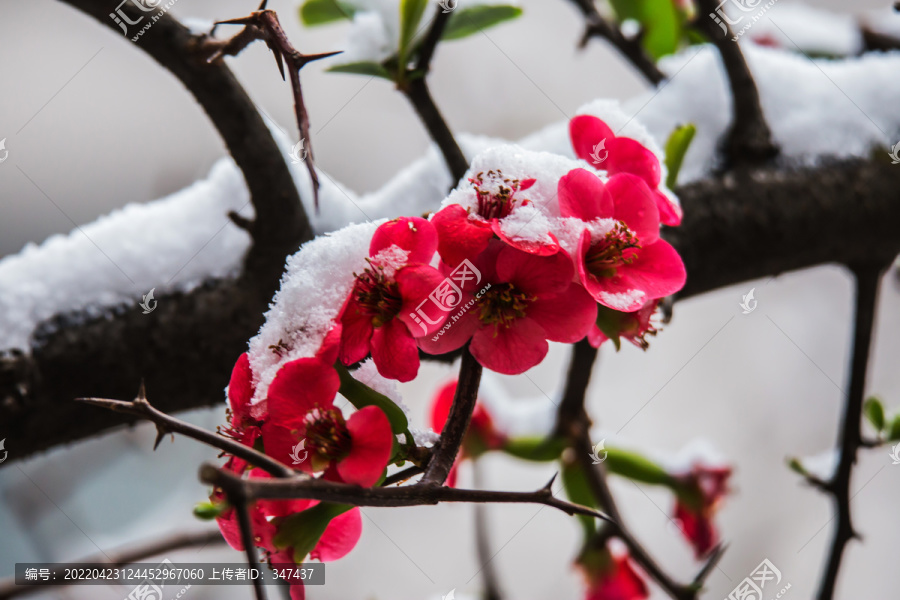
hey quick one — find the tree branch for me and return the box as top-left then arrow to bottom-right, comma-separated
201,465 -> 611,521
815,265 -> 883,600
692,0 -> 778,165
423,346 -> 483,484
76,387 -> 297,478
473,459 -> 503,600
0,529 -> 224,599
565,0 -> 665,85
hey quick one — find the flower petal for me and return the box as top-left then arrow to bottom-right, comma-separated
228,353 -> 253,425
396,264 -> 452,337
417,302 -> 480,356
339,291 -> 375,366
569,115 -> 615,164
311,507 -> 363,562
370,318 -> 420,382
527,282 -> 597,343
654,189 -> 683,227
558,168 -> 613,221
470,318 -> 549,375
432,205 -> 494,268
606,239 -> 686,303
608,137 -> 662,188
336,406 -> 394,486
370,216 -> 437,264
607,174 -> 661,243
268,359 -> 340,423
496,245 -> 574,297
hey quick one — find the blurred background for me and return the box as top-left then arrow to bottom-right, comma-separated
1,0 -> 899,598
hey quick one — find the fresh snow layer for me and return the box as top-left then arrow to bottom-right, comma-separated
0,159 -> 252,352
740,3 -> 863,56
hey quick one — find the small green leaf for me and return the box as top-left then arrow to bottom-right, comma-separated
193,501 -> 227,521
608,0 -> 681,60
502,436 -> 567,462
787,457 -> 808,476
604,448 -> 674,487
274,503 -> 354,562
888,414 -> 900,442
664,123 -> 696,189
561,462 -> 597,537
442,5 -> 523,41
864,396 -> 886,432
595,305 -> 628,351
336,363 -> 410,435
299,0 -> 357,26
327,61 -> 394,80
399,0 -> 429,62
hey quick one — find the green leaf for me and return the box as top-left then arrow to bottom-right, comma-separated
561,462 -> 597,537
888,415 -> 900,442
604,448 -> 674,487
336,363 -> 410,435
864,396 -> 886,432
274,503 -> 354,562
193,501 -> 227,521
664,123 -> 696,189
299,0 -> 357,26
503,436 -> 567,462
327,61 -> 394,80
399,0 -> 428,62
442,5 -> 523,41
608,0 -> 681,60
787,457 -> 808,476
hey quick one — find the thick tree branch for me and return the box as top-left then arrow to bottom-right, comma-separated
77,387 -> 297,478
693,0 -> 778,165
0,529 -> 224,599
4,157 -> 900,464
815,265 -> 883,600
201,465 -> 611,521
423,346 -> 483,484
566,0 -> 665,85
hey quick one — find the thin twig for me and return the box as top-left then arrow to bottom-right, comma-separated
77,387 -> 297,479
565,0 -> 665,85
815,265 -> 883,600
693,0 -> 778,165
473,460 -> 503,600
0,530 -> 223,599
400,6 -> 469,183
423,346 -> 483,484
201,465 -> 611,521
382,465 -> 425,486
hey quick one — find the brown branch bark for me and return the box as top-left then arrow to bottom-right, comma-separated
566,0 -> 665,85
0,529 -> 224,599
815,265 -> 883,600
693,0 -> 778,165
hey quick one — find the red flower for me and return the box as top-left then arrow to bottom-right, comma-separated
420,241 -> 596,374
558,169 -> 686,313
340,217 -> 446,382
672,464 -> 731,558
578,542 -> 649,600
260,358 -> 394,487
432,171 -> 558,268
225,353 -> 262,454
589,300 -> 660,350
570,114 -> 682,226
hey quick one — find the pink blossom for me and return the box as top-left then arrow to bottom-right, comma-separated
558,169 -> 686,312
570,114 -> 682,226
672,464 -> 731,558
577,542 -> 649,600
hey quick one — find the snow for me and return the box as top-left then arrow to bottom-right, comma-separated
0,158 -> 252,353
800,448 -> 840,481
742,3 -> 863,56
599,290 -> 647,312
246,221 -> 378,414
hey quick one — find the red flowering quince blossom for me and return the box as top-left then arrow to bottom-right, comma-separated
570,114 -> 683,226
226,352 -> 262,451
578,542 -> 649,600
430,379 -> 506,487
558,169 -> 686,313
339,216 -> 446,382
588,299 -> 660,350
431,170 -> 559,267
260,357 -> 395,487
420,241 -> 596,374
672,463 -> 732,558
